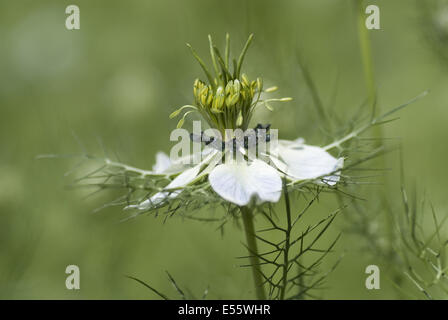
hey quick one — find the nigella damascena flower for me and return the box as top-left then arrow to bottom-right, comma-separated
126,34 -> 344,210
127,139 -> 342,208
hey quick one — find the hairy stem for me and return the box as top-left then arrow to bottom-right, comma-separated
240,206 -> 266,300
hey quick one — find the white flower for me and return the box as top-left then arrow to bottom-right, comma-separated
269,139 -> 344,186
126,137 -> 343,210
128,34 -> 344,210
209,159 -> 282,206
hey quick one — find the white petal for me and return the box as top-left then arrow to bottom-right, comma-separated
275,143 -> 343,185
152,152 -> 172,173
126,150 -> 220,210
209,159 -> 282,206
321,158 -> 344,185
126,164 -> 202,210
159,153 -> 194,175
278,138 -> 305,148
166,164 -> 202,189
161,148 -> 218,175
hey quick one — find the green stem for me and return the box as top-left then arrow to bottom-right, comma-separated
279,180 -> 291,300
355,0 -> 376,114
240,206 -> 266,300
355,0 -> 396,254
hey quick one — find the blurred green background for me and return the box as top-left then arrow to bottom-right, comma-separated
1,0 -> 447,299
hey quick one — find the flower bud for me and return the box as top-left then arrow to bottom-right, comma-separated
233,79 -> 241,93
212,86 -> 225,110
225,80 -> 234,96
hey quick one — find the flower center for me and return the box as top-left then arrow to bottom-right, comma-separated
170,34 -> 292,140
193,74 -> 262,134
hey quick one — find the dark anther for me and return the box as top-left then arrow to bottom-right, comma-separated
244,136 -> 249,149
254,123 -> 271,132
265,133 -> 271,142
204,136 -> 215,145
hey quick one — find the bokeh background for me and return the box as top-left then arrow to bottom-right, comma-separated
1,0 -> 447,299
